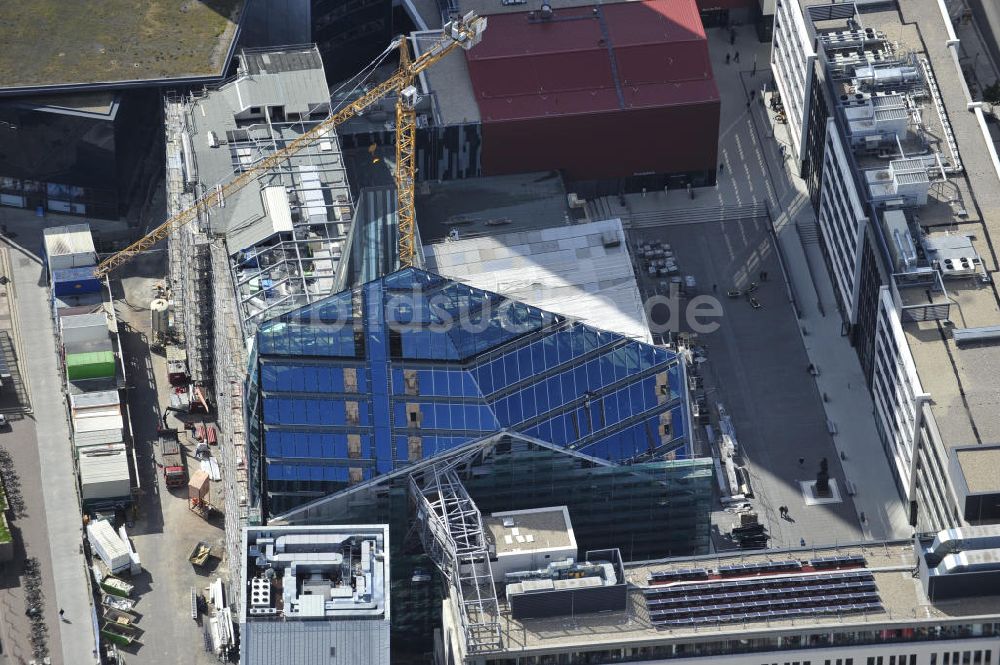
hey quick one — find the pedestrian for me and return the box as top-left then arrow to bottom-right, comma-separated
800,538 -> 806,547
746,100 -> 751,111
59,608 -> 65,619
798,457 -> 805,467
719,162 -> 725,174
752,62 -> 757,77
734,51 -> 740,63
750,90 -> 756,101
713,283 -> 718,293
725,53 -> 730,65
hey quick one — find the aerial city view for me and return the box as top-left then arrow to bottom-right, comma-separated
1,0 -> 1000,663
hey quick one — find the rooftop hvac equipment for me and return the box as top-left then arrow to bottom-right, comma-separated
250,577 -> 272,608
882,210 -> 916,271
939,255 -> 980,277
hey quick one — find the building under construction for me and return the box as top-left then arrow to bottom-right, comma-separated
158,17 -> 717,665
163,44 -> 356,577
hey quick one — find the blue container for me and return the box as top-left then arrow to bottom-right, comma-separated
52,266 -> 101,296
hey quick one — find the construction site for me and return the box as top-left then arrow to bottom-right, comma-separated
8,0 -> 997,663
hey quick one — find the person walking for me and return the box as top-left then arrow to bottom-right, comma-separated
725,53 -> 730,65
798,457 -> 805,467
719,162 -> 725,174
734,51 -> 740,63
59,608 -> 65,620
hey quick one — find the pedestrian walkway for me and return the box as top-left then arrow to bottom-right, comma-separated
622,26 -> 911,542
7,236 -> 100,665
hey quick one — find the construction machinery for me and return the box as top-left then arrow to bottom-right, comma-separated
93,12 -> 487,279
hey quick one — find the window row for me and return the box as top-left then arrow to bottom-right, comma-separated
261,363 -> 366,394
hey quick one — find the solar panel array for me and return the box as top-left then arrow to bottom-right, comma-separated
647,568 -> 709,584
809,554 -> 865,569
645,570 -> 881,628
718,560 -> 802,576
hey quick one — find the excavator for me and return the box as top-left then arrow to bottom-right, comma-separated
93,12 -> 487,279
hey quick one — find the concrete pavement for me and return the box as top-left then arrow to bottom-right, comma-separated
2,219 -> 101,664
621,26 -> 911,542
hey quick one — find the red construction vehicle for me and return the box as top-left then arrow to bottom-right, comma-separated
159,428 -> 186,488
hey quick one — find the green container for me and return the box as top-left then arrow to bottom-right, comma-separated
66,351 -> 116,381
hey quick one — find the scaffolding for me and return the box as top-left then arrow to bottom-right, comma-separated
165,93 -> 214,386
409,461 -> 502,655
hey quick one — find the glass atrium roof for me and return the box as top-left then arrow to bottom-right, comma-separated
250,268 -> 690,515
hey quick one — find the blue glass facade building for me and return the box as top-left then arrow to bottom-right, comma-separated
247,268 -> 690,516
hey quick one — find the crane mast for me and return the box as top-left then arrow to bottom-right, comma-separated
93,12 -> 487,279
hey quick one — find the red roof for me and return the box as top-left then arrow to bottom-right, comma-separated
466,0 -> 718,123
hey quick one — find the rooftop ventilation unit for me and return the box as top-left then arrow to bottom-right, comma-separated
939,255 -> 980,277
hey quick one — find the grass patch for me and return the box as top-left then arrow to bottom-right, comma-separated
0,482 -> 9,543
0,1 -> 244,88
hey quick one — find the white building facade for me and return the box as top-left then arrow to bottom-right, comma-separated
871,287 -> 929,501
771,0 -> 816,175
817,118 -> 869,320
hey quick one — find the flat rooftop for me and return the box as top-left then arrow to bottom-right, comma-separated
424,218 -> 653,343
169,46 -> 354,331
416,172 -> 570,243
0,1 -> 245,93
484,507 -> 574,556
487,541 -> 1000,655
414,32 -> 480,126
807,0 -> 1000,453
240,525 -> 390,665
954,446 -> 1000,494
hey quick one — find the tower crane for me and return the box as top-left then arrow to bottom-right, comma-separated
93,12 -> 487,279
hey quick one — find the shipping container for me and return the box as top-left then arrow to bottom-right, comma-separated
64,336 -> 114,356
43,224 -> 97,272
79,444 -> 131,504
61,313 -> 110,346
74,429 -> 125,453
67,351 -> 116,381
73,414 -> 125,434
52,266 -> 101,296
70,390 -> 120,411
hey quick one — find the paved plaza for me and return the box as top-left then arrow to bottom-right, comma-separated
620,25 -> 911,544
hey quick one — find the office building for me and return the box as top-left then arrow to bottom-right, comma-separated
0,2 -> 248,221
441,528 -> 1000,665
341,0 -> 721,197
276,431 -> 714,661
770,0 -> 1000,533
247,267 -> 692,516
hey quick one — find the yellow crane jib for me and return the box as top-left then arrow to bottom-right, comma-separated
93,11 -> 487,279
